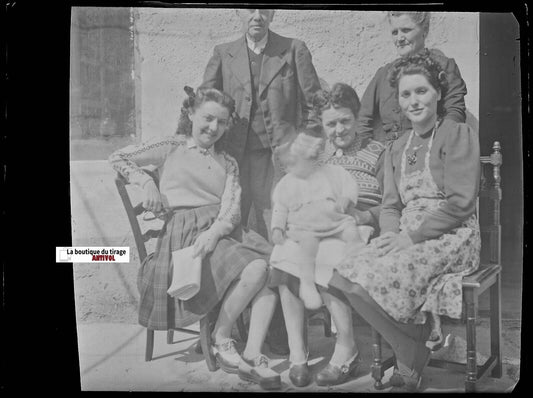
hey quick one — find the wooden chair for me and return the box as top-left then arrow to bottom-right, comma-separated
114,169 -> 203,361
371,141 -> 503,392
115,169 -> 250,369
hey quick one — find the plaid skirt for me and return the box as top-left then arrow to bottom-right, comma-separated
137,204 -> 272,330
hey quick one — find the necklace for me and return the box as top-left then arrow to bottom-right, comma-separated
406,143 -> 424,166
198,147 -> 211,156
406,120 -> 440,166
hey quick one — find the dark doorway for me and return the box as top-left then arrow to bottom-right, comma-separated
479,13 -> 522,285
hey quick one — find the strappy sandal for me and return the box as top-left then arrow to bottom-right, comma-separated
425,327 -> 445,352
212,338 -> 242,374
315,351 -> 361,386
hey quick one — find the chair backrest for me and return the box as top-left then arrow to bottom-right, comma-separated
115,169 -> 162,264
478,141 -> 503,266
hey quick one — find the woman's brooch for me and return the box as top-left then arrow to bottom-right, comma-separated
407,144 -> 423,166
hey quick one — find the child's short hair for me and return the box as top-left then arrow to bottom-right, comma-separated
290,131 -> 324,160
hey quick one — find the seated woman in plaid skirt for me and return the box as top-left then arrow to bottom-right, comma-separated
110,87 -> 281,390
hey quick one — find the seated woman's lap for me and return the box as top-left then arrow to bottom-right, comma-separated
138,206 -> 271,330
238,258 -> 269,287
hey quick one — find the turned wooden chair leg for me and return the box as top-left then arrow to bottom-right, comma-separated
371,328 -> 386,390
303,311 -> 309,350
195,340 -> 203,354
490,274 -> 503,378
322,307 -> 332,337
167,330 -> 174,344
199,313 -> 218,372
236,313 -> 248,343
145,329 -> 154,362
464,288 -> 478,392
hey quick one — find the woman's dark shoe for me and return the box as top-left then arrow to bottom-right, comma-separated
389,371 -> 423,393
212,338 -> 241,374
389,368 -> 423,391
315,352 -> 361,386
391,345 -> 431,392
389,367 -> 404,387
289,362 -> 312,387
238,355 -> 281,390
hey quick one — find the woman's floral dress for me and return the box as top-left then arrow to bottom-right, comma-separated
336,129 -> 480,324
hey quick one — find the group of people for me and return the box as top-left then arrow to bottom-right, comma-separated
110,9 -> 480,392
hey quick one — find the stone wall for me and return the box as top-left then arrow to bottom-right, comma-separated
133,8 -> 479,141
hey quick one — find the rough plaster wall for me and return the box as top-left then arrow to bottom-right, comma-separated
71,161 -> 147,323
134,9 -> 479,141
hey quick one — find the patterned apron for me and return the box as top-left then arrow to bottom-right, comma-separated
336,128 -> 480,324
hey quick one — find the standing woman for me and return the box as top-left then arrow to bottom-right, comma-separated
329,52 -> 481,391
110,87 -> 281,390
357,11 -> 467,143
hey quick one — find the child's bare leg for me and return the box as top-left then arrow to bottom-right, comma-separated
295,233 -> 323,310
425,312 -> 444,351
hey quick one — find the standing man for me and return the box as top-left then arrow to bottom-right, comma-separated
200,8 -> 321,240
200,8 -> 322,357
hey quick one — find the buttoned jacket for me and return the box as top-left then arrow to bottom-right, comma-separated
201,30 -> 321,163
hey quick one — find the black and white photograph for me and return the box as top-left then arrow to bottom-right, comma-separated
7,3 -> 524,393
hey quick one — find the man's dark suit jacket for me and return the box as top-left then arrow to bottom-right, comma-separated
200,30 -> 322,164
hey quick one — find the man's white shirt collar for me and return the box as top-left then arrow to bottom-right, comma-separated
246,31 -> 269,54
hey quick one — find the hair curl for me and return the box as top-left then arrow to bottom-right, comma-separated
387,11 -> 431,33
175,86 -> 237,152
387,50 -> 448,117
311,82 -> 361,121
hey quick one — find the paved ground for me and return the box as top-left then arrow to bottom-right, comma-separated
77,314 -> 519,392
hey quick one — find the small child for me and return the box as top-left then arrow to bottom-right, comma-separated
271,129 -> 367,310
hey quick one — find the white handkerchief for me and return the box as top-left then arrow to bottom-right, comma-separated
167,246 -> 202,300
